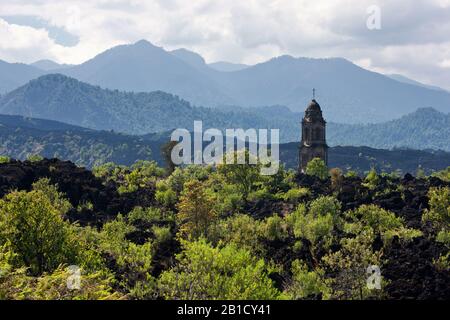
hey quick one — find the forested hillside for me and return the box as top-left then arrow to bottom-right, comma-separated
2,74 -> 450,151
1,114 -> 449,174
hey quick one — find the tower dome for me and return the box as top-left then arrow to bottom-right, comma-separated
304,99 -> 324,121
299,96 -> 328,172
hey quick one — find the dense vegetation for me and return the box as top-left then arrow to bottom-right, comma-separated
0,156 -> 448,300
1,114 -> 450,175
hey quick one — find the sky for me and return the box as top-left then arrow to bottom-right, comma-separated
1,0 -> 450,90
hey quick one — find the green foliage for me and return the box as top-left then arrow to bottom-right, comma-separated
416,166 -> 426,179
345,204 -> 422,244
281,187 -> 310,203
305,158 -> 328,180
322,230 -> 383,300
27,154 -> 44,162
99,215 -> 155,298
0,156 -> 10,164
119,161 -> 164,194
286,197 -> 342,260
217,151 -> 262,200
363,168 -> 380,190
155,180 -> 177,207
176,180 -> 217,241
0,244 -> 120,300
345,170 -> 358,178
260,215 -> 288,241
284,260 -> 331,300
422,187 -> 450,239
432,167 -> 450,182
157,239 -> 280,300
0,180 -> 78,275
216,214 -> 262,253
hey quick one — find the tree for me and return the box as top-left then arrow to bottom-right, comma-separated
363,168 -> 380,190
284,260 -> 331,300
99,215 -> 156,299
322,230 -> 383,300
286,196 -> 342,263
0,180 -> 77,275
305,158 -> 328,180
217,151 -> 262,201
157,239 -> 280,299
416,166 -> 426,179
161,140 -> 178,174
176,180 -> 217,241
330,168 -> 343,192
0,156 -> 10,164
345,204 -> 421,245
423,187 -> 450,247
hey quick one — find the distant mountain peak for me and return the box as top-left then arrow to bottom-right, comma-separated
170,48 -> 206,69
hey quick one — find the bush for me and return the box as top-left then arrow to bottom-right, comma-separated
282,187 -> 310,203
0,156 -> 10,164
27,154 -> 44,162
345,204 -> 421,244
217,214 -> 262,253
422,187 -> 450,236
363,168 -> 380,190
305,158 -> 328,180
284,260 -> 331,300
286,198 -> 342,262
0,180 -> 78,275
155,181 -> 177,207
322,230 -> 383,300
157,239 -> 280,299
260,215 -> 288,241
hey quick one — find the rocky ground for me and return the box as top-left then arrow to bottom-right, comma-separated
0,158 -> 448,299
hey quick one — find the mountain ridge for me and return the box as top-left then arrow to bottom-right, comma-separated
1,74 -> 450,151
2,39 -> 450,123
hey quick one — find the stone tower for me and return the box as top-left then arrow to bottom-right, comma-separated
299,96 -> 328,172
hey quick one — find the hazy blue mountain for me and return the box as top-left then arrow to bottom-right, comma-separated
208,61 -> 249,72
0,60 -> 44,94
2,73 -> 450,150
387,74 -> 446,92
61,40 -> 234,107
213,55 -> 450,123
31,59 -> 73,71
170,48 -> 208,70
51,40 -> 450,123
0,74 -> 279,136
3,40 -> 450,124
328,108 -> 450,151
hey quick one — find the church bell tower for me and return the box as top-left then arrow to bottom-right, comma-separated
299,90 -> 328,172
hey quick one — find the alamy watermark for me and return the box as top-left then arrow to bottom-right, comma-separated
366,5 -> 382,30
67,265 -> 81,290
170,121 -> 280,175
366,265 -> 382,290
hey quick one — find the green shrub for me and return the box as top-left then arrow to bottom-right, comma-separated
284,260 -> 331,300
0,156 -> 10,164
157,239 -> 280,299
305,158 -> 328,180
0,180 -> 78,275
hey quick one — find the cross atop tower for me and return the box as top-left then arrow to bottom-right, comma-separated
312,88 -> 316,99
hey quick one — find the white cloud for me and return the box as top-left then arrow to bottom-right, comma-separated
0,0 -> 449,90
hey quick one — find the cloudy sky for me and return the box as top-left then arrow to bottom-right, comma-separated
1,0 -> 450,89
